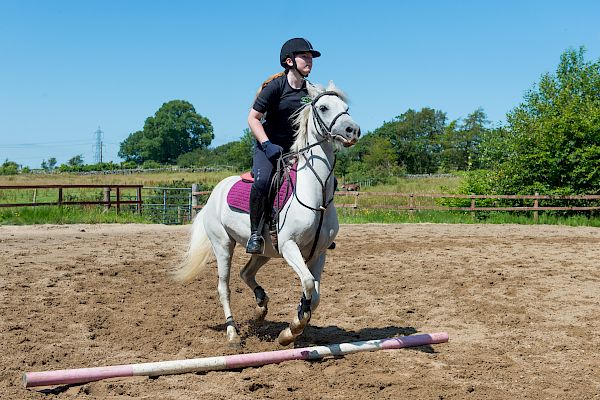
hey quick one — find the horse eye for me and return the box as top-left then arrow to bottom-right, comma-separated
319,105 -> 328,112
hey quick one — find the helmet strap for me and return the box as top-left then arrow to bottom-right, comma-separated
291,54 -> 309,78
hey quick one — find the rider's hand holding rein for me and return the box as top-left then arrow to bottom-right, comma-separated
261,141 -> 284,162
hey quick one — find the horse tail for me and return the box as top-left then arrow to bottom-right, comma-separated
172,207 -> 213,282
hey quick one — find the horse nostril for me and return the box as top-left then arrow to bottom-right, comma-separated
346,126 -> 354,134
357,128 -> 361,137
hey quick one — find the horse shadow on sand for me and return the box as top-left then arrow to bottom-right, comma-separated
209,320 -> 438,354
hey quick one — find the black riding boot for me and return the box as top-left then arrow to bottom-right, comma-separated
246,186 -> 266,254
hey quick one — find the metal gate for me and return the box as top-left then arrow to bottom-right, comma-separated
143,186 -> 192,224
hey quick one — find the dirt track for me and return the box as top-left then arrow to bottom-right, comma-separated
1,223 -> 600,399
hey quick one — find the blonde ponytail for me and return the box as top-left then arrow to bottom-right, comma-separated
253,71 -> 286,104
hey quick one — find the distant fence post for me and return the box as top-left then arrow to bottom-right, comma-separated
191,184 -> 199,218
58,187 -> 63,207
137,186 -> 143,215
534,192 -> 539,223
103,187 -> 111,210
116,186 -> 121,214
408,193 -> 415,216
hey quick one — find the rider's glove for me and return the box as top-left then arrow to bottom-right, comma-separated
261,140 -> 283,161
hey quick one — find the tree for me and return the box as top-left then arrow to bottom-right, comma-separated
440,108 -> 489,171
334,133 -> 402,184
41,157 -> 57,171
499,47 -> 600,194
178,129 -> 254,170
374,108 -> 446,174
363,136 -> 399,175
334,132 -> 374,180
225,129 -> 254,170
477,126 -> 514,170
458,47 -> 600,196
48,157 -> 57,170
119,130 -> 145,164
119,100 -> 213,164
68,155 -> 84,167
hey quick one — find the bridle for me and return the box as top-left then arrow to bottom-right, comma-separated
310,90 -> 350,144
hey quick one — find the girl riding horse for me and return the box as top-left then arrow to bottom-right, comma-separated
246,38 -> 321,254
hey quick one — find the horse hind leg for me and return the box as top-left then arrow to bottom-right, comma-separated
214,240 -> 241,347
239,255 -> 270,321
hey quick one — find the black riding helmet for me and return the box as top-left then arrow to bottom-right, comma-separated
279,38 -> 321,72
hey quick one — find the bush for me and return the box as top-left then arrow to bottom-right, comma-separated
0,160 -> 20,175
141,160 -> 163,169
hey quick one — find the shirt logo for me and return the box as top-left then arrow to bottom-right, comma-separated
301,96 -> 312,104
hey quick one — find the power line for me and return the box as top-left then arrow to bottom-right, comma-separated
0,140 -> 92,148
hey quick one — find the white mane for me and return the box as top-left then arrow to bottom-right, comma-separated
290,81 -> 348,153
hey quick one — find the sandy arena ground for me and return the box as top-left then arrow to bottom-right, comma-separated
1,223 -> 600,399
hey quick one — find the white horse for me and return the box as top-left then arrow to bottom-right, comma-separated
174,81 -> 360,346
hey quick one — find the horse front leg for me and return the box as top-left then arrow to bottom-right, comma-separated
278,241 -> 316,346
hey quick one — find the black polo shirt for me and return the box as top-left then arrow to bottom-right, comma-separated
252,73 -> 310,151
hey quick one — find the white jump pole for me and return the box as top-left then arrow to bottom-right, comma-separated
24,332 -> 448,388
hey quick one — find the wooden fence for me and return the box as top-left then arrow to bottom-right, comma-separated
0,184 -> 143,214
4,184 -> 599,223
333,192 -> 600,222
191,189 -> 600,222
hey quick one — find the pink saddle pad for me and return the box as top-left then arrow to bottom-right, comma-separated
227,166 -> 297,213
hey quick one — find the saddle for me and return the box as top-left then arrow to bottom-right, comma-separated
227,162 -> 297,251
226,163 -> 297,215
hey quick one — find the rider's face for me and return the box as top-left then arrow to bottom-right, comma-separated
287,52 -> 313,75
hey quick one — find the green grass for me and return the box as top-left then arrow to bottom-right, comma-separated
0,170 -> 237,186
337,208 -> 600,227
363,175 -> 463,194
0,206 -> 152,225
0,186 -> 143,205
3,172 -> 600,227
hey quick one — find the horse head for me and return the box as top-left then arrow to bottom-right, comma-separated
292,82 -> 361,152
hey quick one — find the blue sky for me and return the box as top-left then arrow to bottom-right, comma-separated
1,1 -> 599,168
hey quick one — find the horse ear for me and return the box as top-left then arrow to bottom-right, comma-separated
306,82 -> 321,98
326,80 -> 337,92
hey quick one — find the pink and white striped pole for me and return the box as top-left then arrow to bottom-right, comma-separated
23,332 -> 448,388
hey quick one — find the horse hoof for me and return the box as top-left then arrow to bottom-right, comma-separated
254,294 -> 269,320
227,334 -> 242,348
254,305 -> 268,321
277,328 -> 295,346
227,326 -> 241,348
